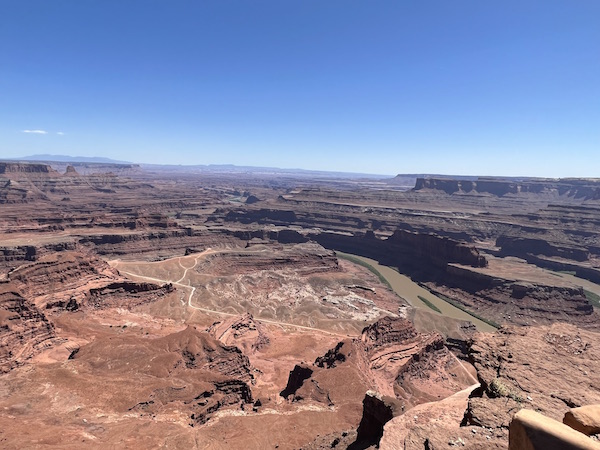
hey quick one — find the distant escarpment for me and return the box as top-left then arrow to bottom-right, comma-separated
496,234 -> 600,284
0,162 -> 149,204
414,177 -> 600,200
0,230 -> 242,271
497,235 -> 590,262
387,229 -> 487,267
309,229 -> 487,271
0,162 -> 58,176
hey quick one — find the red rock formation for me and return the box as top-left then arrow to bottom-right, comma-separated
0,284 -> 57,372
564,405 -> 600,436
497,235 -> 590,262
460,323 -> 600,447
67,325 -> 254,426
387,229 -> 487,268
207,313 -> 270,354
429,265 -> 599,328
286,317 -> 473,409
84,281 -> 174,310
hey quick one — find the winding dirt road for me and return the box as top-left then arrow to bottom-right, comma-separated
111,249 -> 352,337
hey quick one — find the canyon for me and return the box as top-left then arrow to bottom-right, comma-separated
1,161 -> 599,449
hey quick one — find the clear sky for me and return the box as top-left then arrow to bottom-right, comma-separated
1,1 -> 599,176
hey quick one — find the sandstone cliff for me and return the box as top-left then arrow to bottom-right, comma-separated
0,285 -> 57,372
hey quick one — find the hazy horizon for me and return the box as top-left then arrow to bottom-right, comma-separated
2,2 -> 599,177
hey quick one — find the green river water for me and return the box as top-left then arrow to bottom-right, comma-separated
338,252 -> 498,332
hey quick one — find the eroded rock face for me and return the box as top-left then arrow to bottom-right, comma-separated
72,326 -> 255,425
0,286 -> 57,372
461,323 -> 600,447
428,265 -> 600,329
197,242 -> 339,276
280,364 -> 315,400
294,317 -> 478,449
283,316 -> 474,411
64,165 -> 80,176
378,322 -> 600,449
379,384 -> 501,450
8,251 -> 120,305
498,236 -> 591,262
153,326 -> 254,381
359,317 -> 453,404
353,391 -> 402,448
0,251 -> 176,373
7,251 -> 174,311
85,281 -> 174,309
387,229 -> 487,268
207,313 -> 270,354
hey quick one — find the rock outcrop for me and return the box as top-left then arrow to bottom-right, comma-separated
283,316 -> 475,410
280,364 -> 316,400
85,281 -> 174,310
68,326 -> 254,426
427,263 -> 599,329
0,285 -> 57,372
379,384 -> 498,450
7,251 -> 174,311
564,405 -> 600,436
462,323 -> 600,446
208,313 -> 270,354
63,165 -> 80,177
352,391 -> 403,448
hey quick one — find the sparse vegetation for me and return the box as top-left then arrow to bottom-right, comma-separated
558,270 -> 577,276
489,378 -> 509,398
336,252 -> 392,290
489,378 -> 523,403
584,289 -> 600,309
417,295 -> 441,313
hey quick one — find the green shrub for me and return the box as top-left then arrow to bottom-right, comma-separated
417,295 -> 441,313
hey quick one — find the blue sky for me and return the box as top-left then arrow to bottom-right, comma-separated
1,1 -> 599,176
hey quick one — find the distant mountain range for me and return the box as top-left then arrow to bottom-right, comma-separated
10,155 -> 397,179
14,154 -> 133,164
139,162 -> 393,179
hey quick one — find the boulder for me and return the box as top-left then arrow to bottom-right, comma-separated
509,409 -> 600,450
564,405 -> 600,436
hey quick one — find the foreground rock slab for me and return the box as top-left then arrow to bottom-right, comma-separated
510,409 -> 600,450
